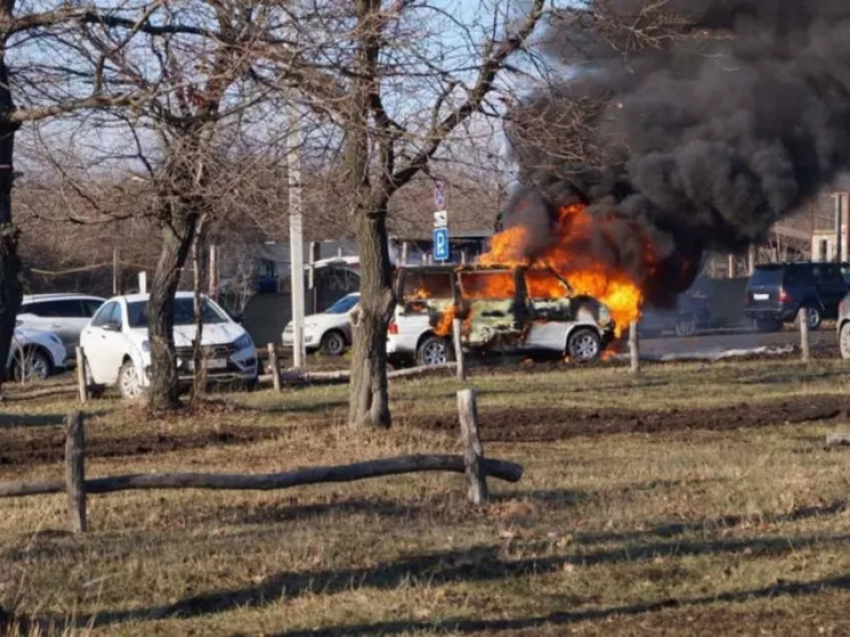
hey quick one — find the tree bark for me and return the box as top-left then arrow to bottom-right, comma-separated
147,211 -> 198,411
0,27 -> 22,394
345,0 -> 396,429
348,207 -> 394,429
191,231 -> 206,403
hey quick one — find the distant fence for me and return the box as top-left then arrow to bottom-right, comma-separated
0,390 -> 522,533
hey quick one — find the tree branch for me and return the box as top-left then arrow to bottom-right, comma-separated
389,0 -> 546,193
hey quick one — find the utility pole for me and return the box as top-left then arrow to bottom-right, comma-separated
112,247 -> 121,295
835,192 -> 844,263
208,244 -> 219,303
288,108 -> 306,368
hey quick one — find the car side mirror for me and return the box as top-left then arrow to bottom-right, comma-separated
102,322 -> 121,332
231,313 -> 244,325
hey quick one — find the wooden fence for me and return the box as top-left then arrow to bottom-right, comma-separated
0,389 -> 522,533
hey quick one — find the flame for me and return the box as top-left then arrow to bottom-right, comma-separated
458,271 -> 516,300
479,204 -> 649,337
434,306 -> 456,336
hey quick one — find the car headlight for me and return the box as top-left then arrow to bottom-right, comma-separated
598,304 -> 611,324
142,340 -> 151,353
233,333 -> 253,351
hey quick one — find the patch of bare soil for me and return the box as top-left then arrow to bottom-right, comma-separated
0,425 -> 279,467
414,394 -> 850,442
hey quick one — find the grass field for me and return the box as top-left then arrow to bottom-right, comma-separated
2,357 -> 850,635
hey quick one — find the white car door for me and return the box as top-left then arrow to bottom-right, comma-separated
82,301 -> 128,384
522,270 -> 575,352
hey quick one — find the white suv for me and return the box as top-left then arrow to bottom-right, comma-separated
387,266 -> 615,365
80,292 -> 258,398
6,325 -> 68,382
17,294 -> 106,358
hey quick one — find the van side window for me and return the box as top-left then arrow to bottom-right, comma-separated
402,272 -> 453,300
459,271 -> 516,300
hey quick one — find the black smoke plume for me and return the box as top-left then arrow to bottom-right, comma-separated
503,0 -> 850,304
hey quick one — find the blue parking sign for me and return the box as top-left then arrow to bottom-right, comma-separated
433,227 -> 449,261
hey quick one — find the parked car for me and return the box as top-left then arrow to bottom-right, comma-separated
6,324 -> 68,382
837,293 -> 850,358
387,265 -> 615,365
639,292 -> 712,338
744,262 -> 848,332
79,292 -> 258,399
17,294 -> 107,358
282,293 -> 359,356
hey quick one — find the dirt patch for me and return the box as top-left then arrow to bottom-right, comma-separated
414,394 -> 850,442
0,425 -> 280,467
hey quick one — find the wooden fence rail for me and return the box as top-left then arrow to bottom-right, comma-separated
0,390 -> 521,532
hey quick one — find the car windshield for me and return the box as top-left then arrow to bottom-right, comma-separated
126,297 -> 229,328
325,295 -> 359,314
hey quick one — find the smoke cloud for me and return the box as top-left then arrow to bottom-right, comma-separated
504,0 -> 850,304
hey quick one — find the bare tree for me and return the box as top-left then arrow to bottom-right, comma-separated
0,0 -> 233,392
262,0 -> 546,428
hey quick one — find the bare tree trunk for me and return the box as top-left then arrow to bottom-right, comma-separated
348,207 -> 394,429
191,231 -> 206,403
147,212 -> 198,411
0,33 -> 22,395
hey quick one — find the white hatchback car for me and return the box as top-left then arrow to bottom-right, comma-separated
6,325 -> 68,382
282,293 -> 359,356
80,292 -> 258,399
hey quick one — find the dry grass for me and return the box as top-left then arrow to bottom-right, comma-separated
2,358 -> 850,636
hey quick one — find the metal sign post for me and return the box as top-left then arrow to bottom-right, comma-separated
433,181 -> 449,262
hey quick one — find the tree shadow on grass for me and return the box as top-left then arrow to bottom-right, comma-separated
208,497 -> 422,526
79,531 -> 850,629
0,413 -> 66,429
579,498 -> 850,546
263,571 -> 850,637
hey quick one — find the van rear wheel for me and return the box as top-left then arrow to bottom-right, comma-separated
416,335 -> 454,366
567,328 -> 601,362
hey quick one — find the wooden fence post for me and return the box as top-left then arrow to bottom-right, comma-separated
75,347 -> 88,404
452,318 -> 466,382
457,389 -> 487,504
267,343 -> 282,392
628,322 -> 641,374
65,411 -> 87,533
799,307 -> 810,363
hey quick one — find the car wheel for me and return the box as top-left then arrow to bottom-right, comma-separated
841,322 -> 850,360
567,328 -> 601,362
803,305 -> 822,330
13,348 -> 51,383
117,360 -> 144,400
674,313 -> 697,337
755,318 -> 781,333
320,330 -> 347,356
416,335 -> 454,366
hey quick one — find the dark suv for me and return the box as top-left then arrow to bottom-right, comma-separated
744,262 -> 848,331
